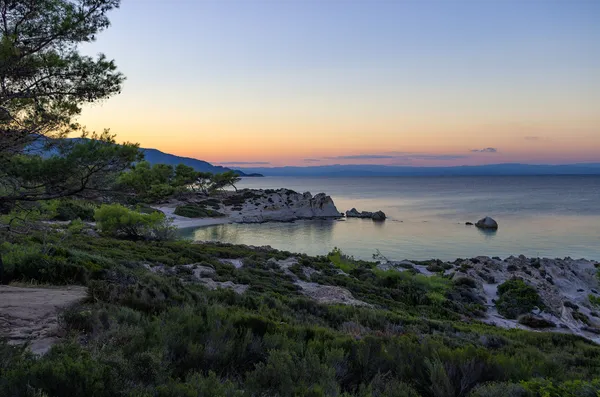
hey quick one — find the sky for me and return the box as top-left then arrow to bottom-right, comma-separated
80,0 -> 600,167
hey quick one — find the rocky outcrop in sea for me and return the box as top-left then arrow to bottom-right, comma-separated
345,208 -> 387,221
225,189 -> 343,223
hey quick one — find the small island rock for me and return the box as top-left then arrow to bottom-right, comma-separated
372,211 -> 386,221
475,216 -> 498,229
345,208 -> 386,221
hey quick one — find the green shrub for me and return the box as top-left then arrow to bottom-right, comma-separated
328,247 -> 358,273
174,204 -> 225,218
589,294 -> 600,308
0,243 -> 90,284
95,204 -> 175,240
518,314 -> 555,329
147,183 -> 175,202
521,378 -> 600,397
53,200 -> 96,221
469,382 -> 527,397
496,278 -> 543,319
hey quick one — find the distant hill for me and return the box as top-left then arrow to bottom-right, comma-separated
238,163 -> 600,177
141,148 -> 262,177
27,137 -> 262,177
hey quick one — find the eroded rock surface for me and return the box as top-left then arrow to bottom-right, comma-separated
268,257 -> 369,307
227,189 -> 343,223
0,285 -> 87,355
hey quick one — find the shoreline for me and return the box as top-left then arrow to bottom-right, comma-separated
156,206 -> 232,228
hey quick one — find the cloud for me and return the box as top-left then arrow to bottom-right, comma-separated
325,154 -> 396,160
320,153 -> 469,162
470,147 -> 498,153
406,154 -> 468,160
524,136 -> 540,141
303,158 -> 321,163
218,161 -> 270,165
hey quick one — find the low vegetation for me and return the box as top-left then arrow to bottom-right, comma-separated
95,204 -> 175,241
2,231 -> 600,396
1,2 -> 599,396
496,278 -> 543,319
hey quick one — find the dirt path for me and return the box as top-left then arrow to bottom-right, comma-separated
0,285 -> 87,355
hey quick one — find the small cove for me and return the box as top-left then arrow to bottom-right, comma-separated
180,175 -> 600,261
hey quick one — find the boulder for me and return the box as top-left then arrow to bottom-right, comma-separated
346,208 -> 362,217
465,222 -> 474,226
475,216 -> 498,229
345,208 -> 386,220
372,211 -> 386,221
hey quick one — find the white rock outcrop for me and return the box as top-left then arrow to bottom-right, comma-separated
226,189 -> 343,223
376,254 -> 600,342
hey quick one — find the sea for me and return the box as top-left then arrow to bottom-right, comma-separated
179,175 -> 600,262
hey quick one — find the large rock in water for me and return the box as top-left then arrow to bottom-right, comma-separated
227,189 -> 343,223
345,208 -> 386,221
372,211 -> 386,221
475,216 -> 498,229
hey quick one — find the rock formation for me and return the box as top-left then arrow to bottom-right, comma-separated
225,189 -> 343,223
475,216 -> 498,229
375,254 -> 600,342
345,208 -> 387,221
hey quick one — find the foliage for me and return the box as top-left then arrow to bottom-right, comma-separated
496,278 -> 543,319
328,247 -> 359,272
589,294 -> 600,308
2,232 -> 600,396
53,200 -> 96,221
520,378 -> 600,397
210,170 -> 242,192
468,382 -> 528,397
118,162 -> 242,202
0,0 -> 140,208
517,314 -> 555,329
94,204 -> 175,240
174,204 -> 225,218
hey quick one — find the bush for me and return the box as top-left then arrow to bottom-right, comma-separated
0,243 -> 91,284
518,314 -> 555,329
496,278 -> 543,319
469,382 -> 527,397
95,204 -> 175,240
53,200 -> 96,221
521,378 -> 600,397
174,204 -> 225,218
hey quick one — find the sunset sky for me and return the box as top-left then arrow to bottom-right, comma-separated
80,0 -> 600,167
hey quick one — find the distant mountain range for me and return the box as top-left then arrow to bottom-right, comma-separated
238,163 -> 600,177
141,148 -> 263,177
30,137 -> 600,177
28,137 -> 263,177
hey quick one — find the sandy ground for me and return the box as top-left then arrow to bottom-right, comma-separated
0,285 -> 87,355
155,206 -> 231,228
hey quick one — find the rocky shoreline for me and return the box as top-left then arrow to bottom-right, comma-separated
156,188 -> 398,229
157,188 -> 344,228
376,254 -> 600,342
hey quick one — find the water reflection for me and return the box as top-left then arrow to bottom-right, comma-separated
182,213 -> 600,262
476,227 -> 498,240
186,219 -> 338,251
179,176 -> 600,261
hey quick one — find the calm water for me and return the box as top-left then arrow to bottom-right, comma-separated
181,176 -> 600,261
